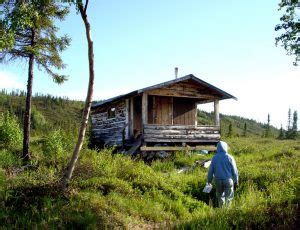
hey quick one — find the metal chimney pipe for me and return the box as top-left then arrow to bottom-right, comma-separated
175,67 -> 178,79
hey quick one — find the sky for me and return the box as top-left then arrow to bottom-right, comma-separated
1,0 -> 299,129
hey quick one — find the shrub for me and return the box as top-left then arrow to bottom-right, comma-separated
31,107 -> 46,130
0,112 -> 22,149
42,130 -> 64,164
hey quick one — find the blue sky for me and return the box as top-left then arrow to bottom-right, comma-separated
1,0 -> 299,128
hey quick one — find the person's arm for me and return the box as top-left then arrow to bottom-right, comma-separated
230,156 -> 239,184
207,158 -> 215,183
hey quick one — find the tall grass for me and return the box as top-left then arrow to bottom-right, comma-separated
0,137 -> 299,228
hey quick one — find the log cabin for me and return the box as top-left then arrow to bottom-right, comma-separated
91,74 -> 236,153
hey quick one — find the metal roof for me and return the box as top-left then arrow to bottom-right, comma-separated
92,74 -> 237,109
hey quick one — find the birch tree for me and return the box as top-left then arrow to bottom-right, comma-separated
61,0 -> 94,189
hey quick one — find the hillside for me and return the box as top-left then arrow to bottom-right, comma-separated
0,90 -> 278,138
0,90 -> 84,135
198,110 -> 279,137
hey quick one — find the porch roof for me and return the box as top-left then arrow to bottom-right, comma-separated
92,74 -> 237,109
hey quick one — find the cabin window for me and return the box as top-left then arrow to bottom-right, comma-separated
107,107 -> 116,119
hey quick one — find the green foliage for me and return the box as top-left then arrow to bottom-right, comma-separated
0,112 -> 22,149
1,137 -> 299,228
31,107 -> 46,130
0,149 -> 22,168
275,0 -> 300,66
0,1 -> 71,81
42,129 -> 64,164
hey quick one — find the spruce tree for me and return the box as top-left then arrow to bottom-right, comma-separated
243,122 -> 247,137
0,0 -> 70,161
286,108 -> 293,139
265,114 -> 271,138
227,122 -> 233,137
291,110 -> 298,139
278,124 -> 285,139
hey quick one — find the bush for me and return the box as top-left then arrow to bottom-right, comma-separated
0,112 -> 22,149
42,130 -> 64,164
31,107 -> 46,130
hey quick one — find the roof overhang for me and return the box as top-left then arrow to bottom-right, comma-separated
92,74 -> 237,109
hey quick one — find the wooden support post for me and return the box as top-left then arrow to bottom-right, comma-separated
214,99 -> 220,127
142,93 -> 148,132
130,98 -> 134,137
195,102 -> 198,126
125,99 -> 129,139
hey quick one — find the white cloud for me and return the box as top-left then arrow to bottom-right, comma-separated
0,71 -> 24,90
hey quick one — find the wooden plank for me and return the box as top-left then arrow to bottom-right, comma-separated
143,134 -> 220,139
140,145 -> 216,151
144,129 -> 218,135
148,88 -> 217,99
126,135 -> 143,155
144,138 -> 219,143
144,124 -> 219,131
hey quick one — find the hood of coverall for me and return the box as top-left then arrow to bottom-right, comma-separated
216,141 -> 228,154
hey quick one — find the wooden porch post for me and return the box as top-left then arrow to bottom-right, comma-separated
214,99 -> 220,127
130,98 -> 134,137
142,93 -> 148,132
195,102 -> 198,126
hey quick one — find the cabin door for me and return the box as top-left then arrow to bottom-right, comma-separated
152,96 -> 172,125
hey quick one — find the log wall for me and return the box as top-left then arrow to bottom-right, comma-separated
91,100 -> 127,146
143,124 -> 220,143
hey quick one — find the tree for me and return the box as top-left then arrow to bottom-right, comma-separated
278,124 -> 285,139
61,0 -> 94,190
227,122 -> 233,138
243,122 -> 247,137
264,114 -> 271,138
291,110 -> 298,139
275,0 -> 300,66
0,0 -> 70,161
286,108 -> 293,138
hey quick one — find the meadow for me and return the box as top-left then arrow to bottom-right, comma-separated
0,111 -> 299,229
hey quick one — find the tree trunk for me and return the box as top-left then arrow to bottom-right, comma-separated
61,2 -> 94,190
22,29 -> 35,162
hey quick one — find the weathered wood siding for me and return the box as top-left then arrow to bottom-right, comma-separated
148,95 -> 172,125
173,97 -> 196,125
91,100 -> 127,146
147,79 -> 221,99
144,124 -> 220,143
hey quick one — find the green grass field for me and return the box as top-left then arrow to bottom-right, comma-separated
0,134 -> 299,228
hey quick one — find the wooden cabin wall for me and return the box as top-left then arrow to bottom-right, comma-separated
148,95 -> 172,125
148,95 -> 196,125
173,98 -> 196,125
91,100 -> 127,146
